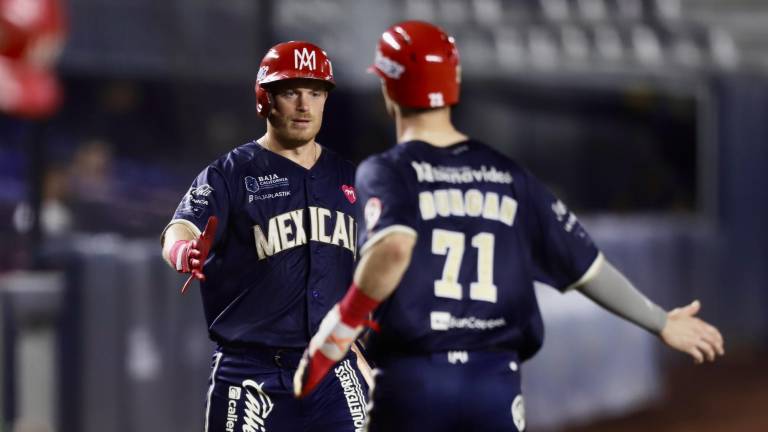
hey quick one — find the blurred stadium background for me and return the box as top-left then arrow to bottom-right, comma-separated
1,0 -> 768,431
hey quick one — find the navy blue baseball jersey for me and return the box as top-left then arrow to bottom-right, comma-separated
356,139 -> 601,360
164,141 -> 359,347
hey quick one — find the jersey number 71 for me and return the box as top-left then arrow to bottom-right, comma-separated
431,228 -> 497,303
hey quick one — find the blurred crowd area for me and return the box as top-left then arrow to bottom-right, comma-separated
2,0 -> 768,431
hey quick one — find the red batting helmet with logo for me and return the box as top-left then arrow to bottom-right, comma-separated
369,21 -> 460,109
254,41 -> 335,117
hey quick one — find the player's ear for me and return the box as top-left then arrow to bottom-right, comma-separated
266,92 -> 277,116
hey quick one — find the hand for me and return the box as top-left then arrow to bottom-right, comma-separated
294,305 -> 364,398
168,216 -> 218,294
660,300 -> 725,364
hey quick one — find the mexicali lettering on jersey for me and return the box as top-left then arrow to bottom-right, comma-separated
253,207 -> 357,259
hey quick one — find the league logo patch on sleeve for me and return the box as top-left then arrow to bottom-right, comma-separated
178,184 -> 214,218
551,200 -> 578,232
190,184 -> 214,197
364,197 -> 382,231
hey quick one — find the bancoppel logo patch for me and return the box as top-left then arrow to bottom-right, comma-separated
430,311 -> 507,331
242,379 -> 274,432
374,50 -> 405,79
511,395 -> 525,431
430,311 -> 451,331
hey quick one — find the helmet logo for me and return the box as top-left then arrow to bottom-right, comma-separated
428,92 -> 445,107
257,66 -> 269,82
374,51 -> 405,79
294,48 -> 316,71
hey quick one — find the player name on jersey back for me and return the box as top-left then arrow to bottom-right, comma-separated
419,189 -> 518,226
410,160 -> 519,225
253,206 -> 357,259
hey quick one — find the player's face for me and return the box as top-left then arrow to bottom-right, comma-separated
268,79 -> 329,147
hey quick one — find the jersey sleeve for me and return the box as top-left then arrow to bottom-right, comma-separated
356,156 -> 418,256
523,172 -> 602,292
161,164 -> 229,243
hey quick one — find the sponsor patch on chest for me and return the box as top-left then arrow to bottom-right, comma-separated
245,174 -> 291,201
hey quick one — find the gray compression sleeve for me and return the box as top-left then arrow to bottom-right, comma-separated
576,259 -> 668,334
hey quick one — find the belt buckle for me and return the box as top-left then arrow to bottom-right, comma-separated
273,349 -> 286,368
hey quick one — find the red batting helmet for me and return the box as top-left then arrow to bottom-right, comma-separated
369,21 -> 460,109
254,41 -> 335,117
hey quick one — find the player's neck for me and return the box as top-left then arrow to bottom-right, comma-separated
396,106 -> 467,147
258,134 -> 321,170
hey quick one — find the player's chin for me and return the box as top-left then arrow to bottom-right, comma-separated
287,127 -> 320,142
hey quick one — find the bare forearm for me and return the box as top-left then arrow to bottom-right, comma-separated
353,233 -> 416,301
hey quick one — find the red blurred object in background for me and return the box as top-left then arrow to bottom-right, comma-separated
0,0 -> 66,118
0,56 -> 60,118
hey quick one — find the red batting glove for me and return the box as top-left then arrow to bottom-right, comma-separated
293,285 -> 380,398
168,216 -> 218,294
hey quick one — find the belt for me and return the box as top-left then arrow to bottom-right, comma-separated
218,344 -> 305,369
376,349 -> 519,366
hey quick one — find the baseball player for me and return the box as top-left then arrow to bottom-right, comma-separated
294,21 -> 725,431
161,41 -> 369,432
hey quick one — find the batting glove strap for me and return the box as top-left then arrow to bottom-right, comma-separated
310,305 -> 364,360
169,239 -> 198,273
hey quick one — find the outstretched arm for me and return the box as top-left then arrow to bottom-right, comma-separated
161,216 -> 218,293
161,223 -> 198,268
575,259 -> 724,364
353,232 -> 417,301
